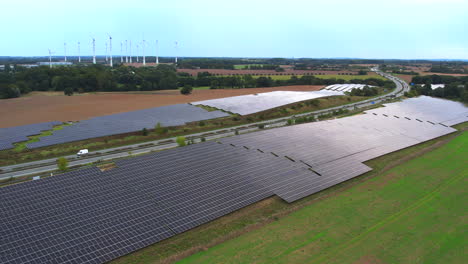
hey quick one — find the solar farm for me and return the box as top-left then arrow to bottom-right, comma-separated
1,96 -> 466,264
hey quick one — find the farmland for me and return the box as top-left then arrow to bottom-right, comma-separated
178,128 -> 467,264
0,85 -> 323,128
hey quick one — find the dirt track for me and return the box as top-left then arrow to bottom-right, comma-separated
1,85 -> 323,128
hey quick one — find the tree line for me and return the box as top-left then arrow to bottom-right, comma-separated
0,64 -> 395,99
0,64 -> 179,98
407,75 -> 468,103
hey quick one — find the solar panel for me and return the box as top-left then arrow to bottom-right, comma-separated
25,104 -> 228,149
0,121 -> 61,150
191,90 -> 344,115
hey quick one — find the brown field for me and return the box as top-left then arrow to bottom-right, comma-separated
395,74 -> 414,83
418,72 -> 468,77
0,85 -> 323,128
176,69 -> 358,76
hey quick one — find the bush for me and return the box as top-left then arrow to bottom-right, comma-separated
234,130 -> 239,135
142,128 -> 148,136
57,157 -> 68,171
176,136 -> 186,147
287,119 -> 293,125
154,122 -> 168,134
200,137 -> 206,142
198,121 -> 205,126
180,85 -> 193,95
64,87 -> 74,96
258,124 -> 265,129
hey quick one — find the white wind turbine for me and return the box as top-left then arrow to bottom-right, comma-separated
142,39 -> 146,66
48,49 -> 55,68
129,40 -> 132,63
105,41 -> 108,62
155,40 -> 159,64
174,41 -> 178,64
92,37 -> 96,64
125,40 -> 128,63
77,42 -> 81,63
108,34 -> 113,67
136,44 -> 139,63
64,42 -> 67,62
120,42 -> 123,63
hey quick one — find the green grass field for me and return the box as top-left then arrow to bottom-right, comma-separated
179,131 -> 468,264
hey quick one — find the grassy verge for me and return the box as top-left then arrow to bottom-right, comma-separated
0,95 -> 376,167
110,122 -> 467,264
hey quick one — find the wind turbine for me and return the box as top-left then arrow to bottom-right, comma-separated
142,39 -> 146,66
129,40 -> 132,63
136,44 -> 139,63
92,37 -> 96,64
48,49 -> 55,68
155,40 -> 159,64
64,42 -> 67,62
120,42 -> 123,63
105,41 -> 108,62
108,34 -> 113,67
174,41 -> 178,64
125,40 -> 128,63
78,42 -> 81,63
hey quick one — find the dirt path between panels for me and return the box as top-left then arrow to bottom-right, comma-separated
0,85 -> 323,128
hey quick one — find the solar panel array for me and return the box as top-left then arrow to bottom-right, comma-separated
0,142 -> 316,264
0,121 -> 61,150
322,84 -> 375,92
366,96 -> 468,126
26,104 -> 228,149
1,96 -> 466,264
191,90 -> 344,115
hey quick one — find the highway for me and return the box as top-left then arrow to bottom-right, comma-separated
0,68 -> 409,181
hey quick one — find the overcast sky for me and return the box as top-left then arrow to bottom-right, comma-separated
2,0 -> 467,59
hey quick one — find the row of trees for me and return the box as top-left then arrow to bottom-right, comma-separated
0,64 -> 179,98
407,75 -> 468,103
0,63 -> 394,99
411,74 -> 468,85
348,86 -> 379,96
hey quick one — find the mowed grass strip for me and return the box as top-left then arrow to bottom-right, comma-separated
179,131 -> 468,264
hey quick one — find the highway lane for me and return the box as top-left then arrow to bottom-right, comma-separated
0,68 -> 409,180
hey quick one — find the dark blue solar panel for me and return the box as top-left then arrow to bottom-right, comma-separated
0,121 -> 61,150
26,104 -> 228,149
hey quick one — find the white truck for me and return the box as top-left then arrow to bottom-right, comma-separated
76,149 -> 89,157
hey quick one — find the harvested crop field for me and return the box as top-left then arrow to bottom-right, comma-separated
0,85 -> 323,128
395,74 -> 414,83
